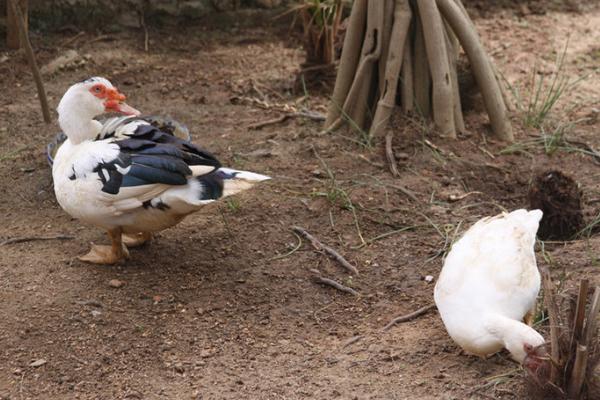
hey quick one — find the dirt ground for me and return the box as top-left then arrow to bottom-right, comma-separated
1,2 -> 600,399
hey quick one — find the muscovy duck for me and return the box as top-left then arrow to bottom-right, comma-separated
52,77 -> 269,264
434,209 -> 547,373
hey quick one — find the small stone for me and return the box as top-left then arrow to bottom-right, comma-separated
394,152 -> 409,160
29,359 -> 47,368
108,279 -> 124,288
424,275 -> 434,283
311,169 -> 323,177
90,310 -> 102,317
199,349 -> 214,358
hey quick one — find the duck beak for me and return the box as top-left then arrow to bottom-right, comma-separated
104,88 -> 141,116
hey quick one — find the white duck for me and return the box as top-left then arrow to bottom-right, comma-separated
434,209 -> 547,372
52,77 -> 270,264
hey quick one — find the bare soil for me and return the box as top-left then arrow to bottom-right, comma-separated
1,3 -> 599,399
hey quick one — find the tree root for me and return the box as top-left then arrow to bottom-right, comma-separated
326,0 -> 513,142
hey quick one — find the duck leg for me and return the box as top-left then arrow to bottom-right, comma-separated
122,232 -> 152,248
79,228 -> 130,264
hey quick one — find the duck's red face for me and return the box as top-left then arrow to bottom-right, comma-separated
523,343 -> 551,385
89,83 -> 140,116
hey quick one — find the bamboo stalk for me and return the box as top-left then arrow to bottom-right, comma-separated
567,344 -> 588,399
9,0 -> 51,124
436,0 -> 513,141
417,0 -> 455,137
368,0 -> 412,138
583,286 -> 600,348
542,269 -> 561,383
570,279 -> 589,351
325,0 -> 368,127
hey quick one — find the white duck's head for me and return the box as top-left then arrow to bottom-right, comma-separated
504,325 -> 546,364
502,322 -> 549,379
57,77 -> 140,144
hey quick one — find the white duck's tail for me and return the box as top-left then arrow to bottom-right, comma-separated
505,209 -> 543,234
196,167 -> 270,201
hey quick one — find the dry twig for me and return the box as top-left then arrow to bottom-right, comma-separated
9,0 -> 51,123
248,111 -> 325,130
0,235 -> 73,246
387,183 -> 419,202
313,276 -> 359,296
293,226 -> 359,275
382,304 -> 436,331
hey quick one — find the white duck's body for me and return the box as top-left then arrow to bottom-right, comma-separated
434,209 -> 545,363
52,77 -> 269,264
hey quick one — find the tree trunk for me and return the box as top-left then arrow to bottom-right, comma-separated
7,0 -> 28,49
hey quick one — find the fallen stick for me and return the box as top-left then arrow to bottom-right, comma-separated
385,132 -> 400,177
0,235 -> 74,246
382,304 -> 436,331
247,111 -> 325,130
342,335 -> 363,348
9,0 -> 51,123
248,114 -> 288,130
387,183 -> 419,202
314,276 -> 359,296
293,226 -> 359,275
60,31 -> 85,47
140,11 -> 149,52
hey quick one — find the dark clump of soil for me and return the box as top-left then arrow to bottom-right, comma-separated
529,170 -> 584,240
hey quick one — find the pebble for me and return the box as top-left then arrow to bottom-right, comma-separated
424,275 -> 434,283
29,359 -> 47,367
108,279 -> 124,288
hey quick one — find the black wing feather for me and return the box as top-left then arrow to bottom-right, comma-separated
90,122 -> 221,195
